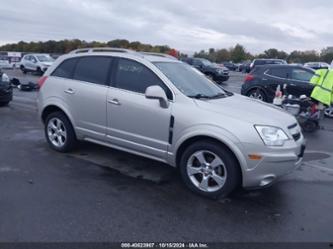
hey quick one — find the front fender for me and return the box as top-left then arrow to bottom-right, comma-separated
168,124 -> 247,175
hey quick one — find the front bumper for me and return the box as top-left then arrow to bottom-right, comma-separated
241,136 -> 306,188
215,74 -> 230,82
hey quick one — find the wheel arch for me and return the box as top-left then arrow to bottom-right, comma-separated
175,135 -> 244,186
41,104 -> 74,126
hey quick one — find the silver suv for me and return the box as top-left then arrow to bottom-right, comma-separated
20,53 -> 54,75
38,48 -> 305,198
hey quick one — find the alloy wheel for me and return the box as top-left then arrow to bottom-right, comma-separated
186,150 -> 227,192
47,117 -> 67,148
249,90 -> 264,101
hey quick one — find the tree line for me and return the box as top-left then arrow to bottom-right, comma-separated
0,39 -> 332,64
194,44 -> 333,64
0,39 -> 174,55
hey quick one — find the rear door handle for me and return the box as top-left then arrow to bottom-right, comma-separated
64,88 -> 75,94
108,98 -> 121,105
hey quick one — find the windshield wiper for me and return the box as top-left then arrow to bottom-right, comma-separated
209,93 -> 228,99
188,94 -> 212,99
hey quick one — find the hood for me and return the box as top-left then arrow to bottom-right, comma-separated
194,94 -> 297,128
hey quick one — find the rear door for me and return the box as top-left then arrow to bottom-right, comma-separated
263,66 -> 289,101
57,56 -> 113,140
287,67 -> 315,97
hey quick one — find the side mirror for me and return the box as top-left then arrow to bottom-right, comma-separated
145,85 -> 169,108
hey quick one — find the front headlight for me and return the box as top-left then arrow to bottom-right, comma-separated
255,125 -> 290,146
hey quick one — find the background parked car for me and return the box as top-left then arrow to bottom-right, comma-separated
304,62 -> 330,70
20,53 -> 55,75
182,57 -> 229,83
0,70 -> 12,106
249,59 -> 287,72
241,64 -> 315,103
239,61 -> 251,73
221,61 -> 237,71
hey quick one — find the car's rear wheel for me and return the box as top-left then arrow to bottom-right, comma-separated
45,111 -> 76,152
179,140 -> 241,199
247,88 -> 267,102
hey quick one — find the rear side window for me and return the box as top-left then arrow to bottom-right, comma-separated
114,58 -> 172,99
266,68 -> 288,78
52,58 -> 78,79
291,68 -> 314,82
73,56 -> 112,85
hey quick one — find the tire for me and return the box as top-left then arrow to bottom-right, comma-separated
45,111 -> 76,152
36,67 -> 43,76
0,101 -> 9,107
301,120 -> 318,133
179,140 -> 241,199
20,65 -> 27,74
247,88 -> 267,102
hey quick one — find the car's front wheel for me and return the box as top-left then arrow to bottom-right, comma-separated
20,65 -> 27,74
179,140 -> 241,199
45,112 -> 76,152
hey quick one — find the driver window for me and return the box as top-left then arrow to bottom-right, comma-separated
114,58 -> 173,100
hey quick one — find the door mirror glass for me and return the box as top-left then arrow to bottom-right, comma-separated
145,85 -> 169,108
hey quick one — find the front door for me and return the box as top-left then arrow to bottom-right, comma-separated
106,58 -> 172,160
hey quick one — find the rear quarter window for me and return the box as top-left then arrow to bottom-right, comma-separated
51,58 -> 78,79
266,68 -> 288,78
73,56 -> 112,85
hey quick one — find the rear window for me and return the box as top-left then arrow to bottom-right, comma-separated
52,58 -> 78,79
73,56 -> 112,85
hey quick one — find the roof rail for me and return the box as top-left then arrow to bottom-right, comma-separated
69,47 -> 139,55
140,52 -> 177,60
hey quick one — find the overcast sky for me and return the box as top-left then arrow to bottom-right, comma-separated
1,0 -> 332,54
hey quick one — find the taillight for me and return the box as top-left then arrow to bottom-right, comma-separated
244,74 -> 254,82
37,76 -> 48,90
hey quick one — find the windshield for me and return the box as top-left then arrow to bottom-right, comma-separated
36,55 -> 54,62
154,62 -> 228,99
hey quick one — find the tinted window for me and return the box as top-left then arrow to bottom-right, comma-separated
52,58 -> 78,79
291,68 -> 314,82
73,56 -> 112,85
192,59 -> 203,66
266,68 -> 288,78
115,58 -> 172,99
254,60 -> 264,65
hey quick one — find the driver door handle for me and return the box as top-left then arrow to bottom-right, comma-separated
108,98 -> 121,105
